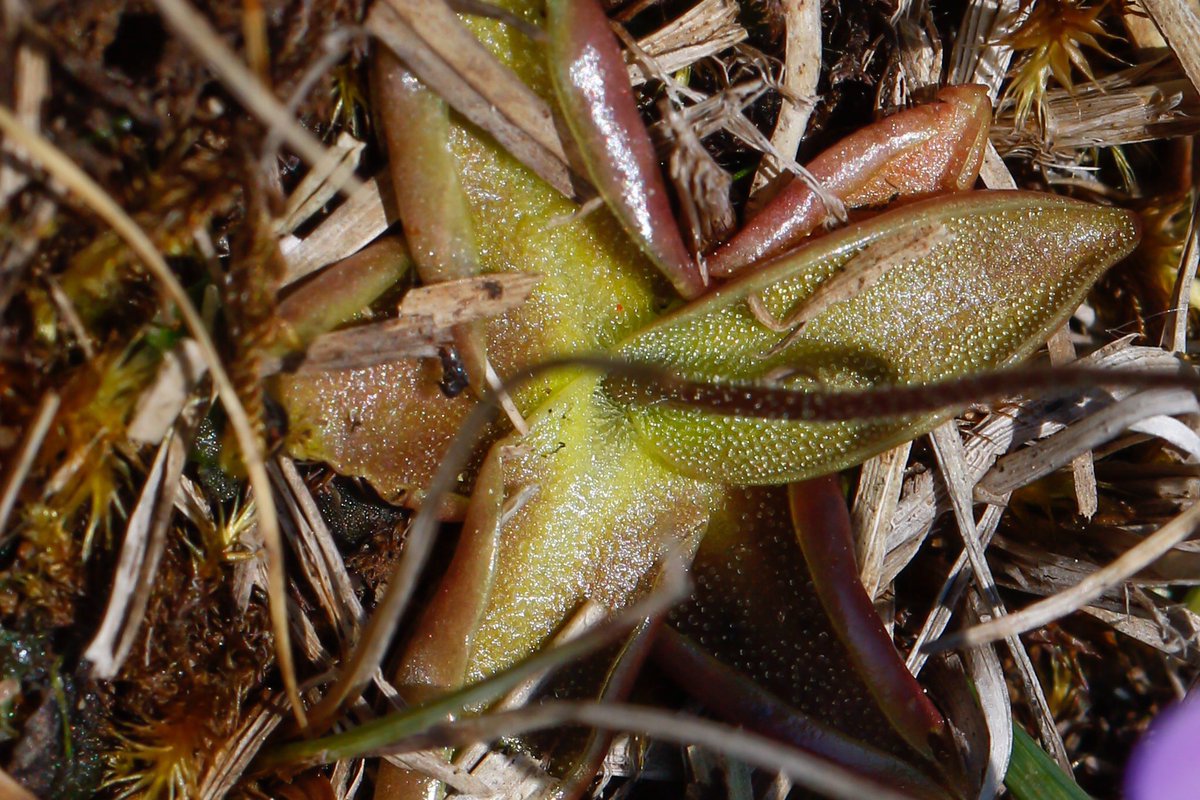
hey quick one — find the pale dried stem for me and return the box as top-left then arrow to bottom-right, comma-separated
0,41 -> 47,206
1162,193 -> 1200,354
0,106 -> 306,725
749,0 -> 820,196
1047,326 -> 1098,519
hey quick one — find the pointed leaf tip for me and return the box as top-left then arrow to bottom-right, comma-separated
617,192 -> 1141,484
709,84 -> 995,277
546,0 -> 704,298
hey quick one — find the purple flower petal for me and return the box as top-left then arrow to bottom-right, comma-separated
1127,697 -> 1200,800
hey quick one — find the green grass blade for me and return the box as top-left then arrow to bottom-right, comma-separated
1006,722 -> 1093,800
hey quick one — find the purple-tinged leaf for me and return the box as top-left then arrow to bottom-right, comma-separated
709,85 -> 991,277
546,0 -> 704,298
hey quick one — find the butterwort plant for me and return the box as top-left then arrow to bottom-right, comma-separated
268,0 -> 1142,796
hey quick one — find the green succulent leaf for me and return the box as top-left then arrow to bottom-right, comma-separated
616,191 -> 1141,483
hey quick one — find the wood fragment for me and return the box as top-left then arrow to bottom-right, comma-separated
281,175 -> 396,287
907,502 -> 1009,677
266,273 -> 539,376
882,3 -> 943,108
758,221 -> 953,356
884,343 -> 1193,582
627,0 -> 747,87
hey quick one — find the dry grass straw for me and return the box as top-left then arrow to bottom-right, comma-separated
933,496 -> 1200,651
0,105 -> 306,725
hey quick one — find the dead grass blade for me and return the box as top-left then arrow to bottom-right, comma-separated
0,391 -> 58,543
382,702 -> 919,800
83,425 -> 188,679
198,696 -> 286,800
929,422 -> 1070,771
974,387 -> 1200,502
277,133 -> 367,237
367,0 -> 577,198
906,502 -> 1008,676
1162,193 -> 1200,354
267,550 -> 691,759
929,495 -> 1200,652
851,442 -> 911,601
0,105 -> 306,725
960,602 -> 1012,800
948,0 -> 1024,97
271,458 -> 363,640
994,64 -> 1200,160
128,339 -> 208,445
628,0 -> 748,87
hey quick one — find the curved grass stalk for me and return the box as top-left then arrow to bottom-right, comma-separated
0,106 -> 306,726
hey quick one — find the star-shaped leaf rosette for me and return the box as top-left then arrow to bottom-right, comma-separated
262,1 -> 1146,798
